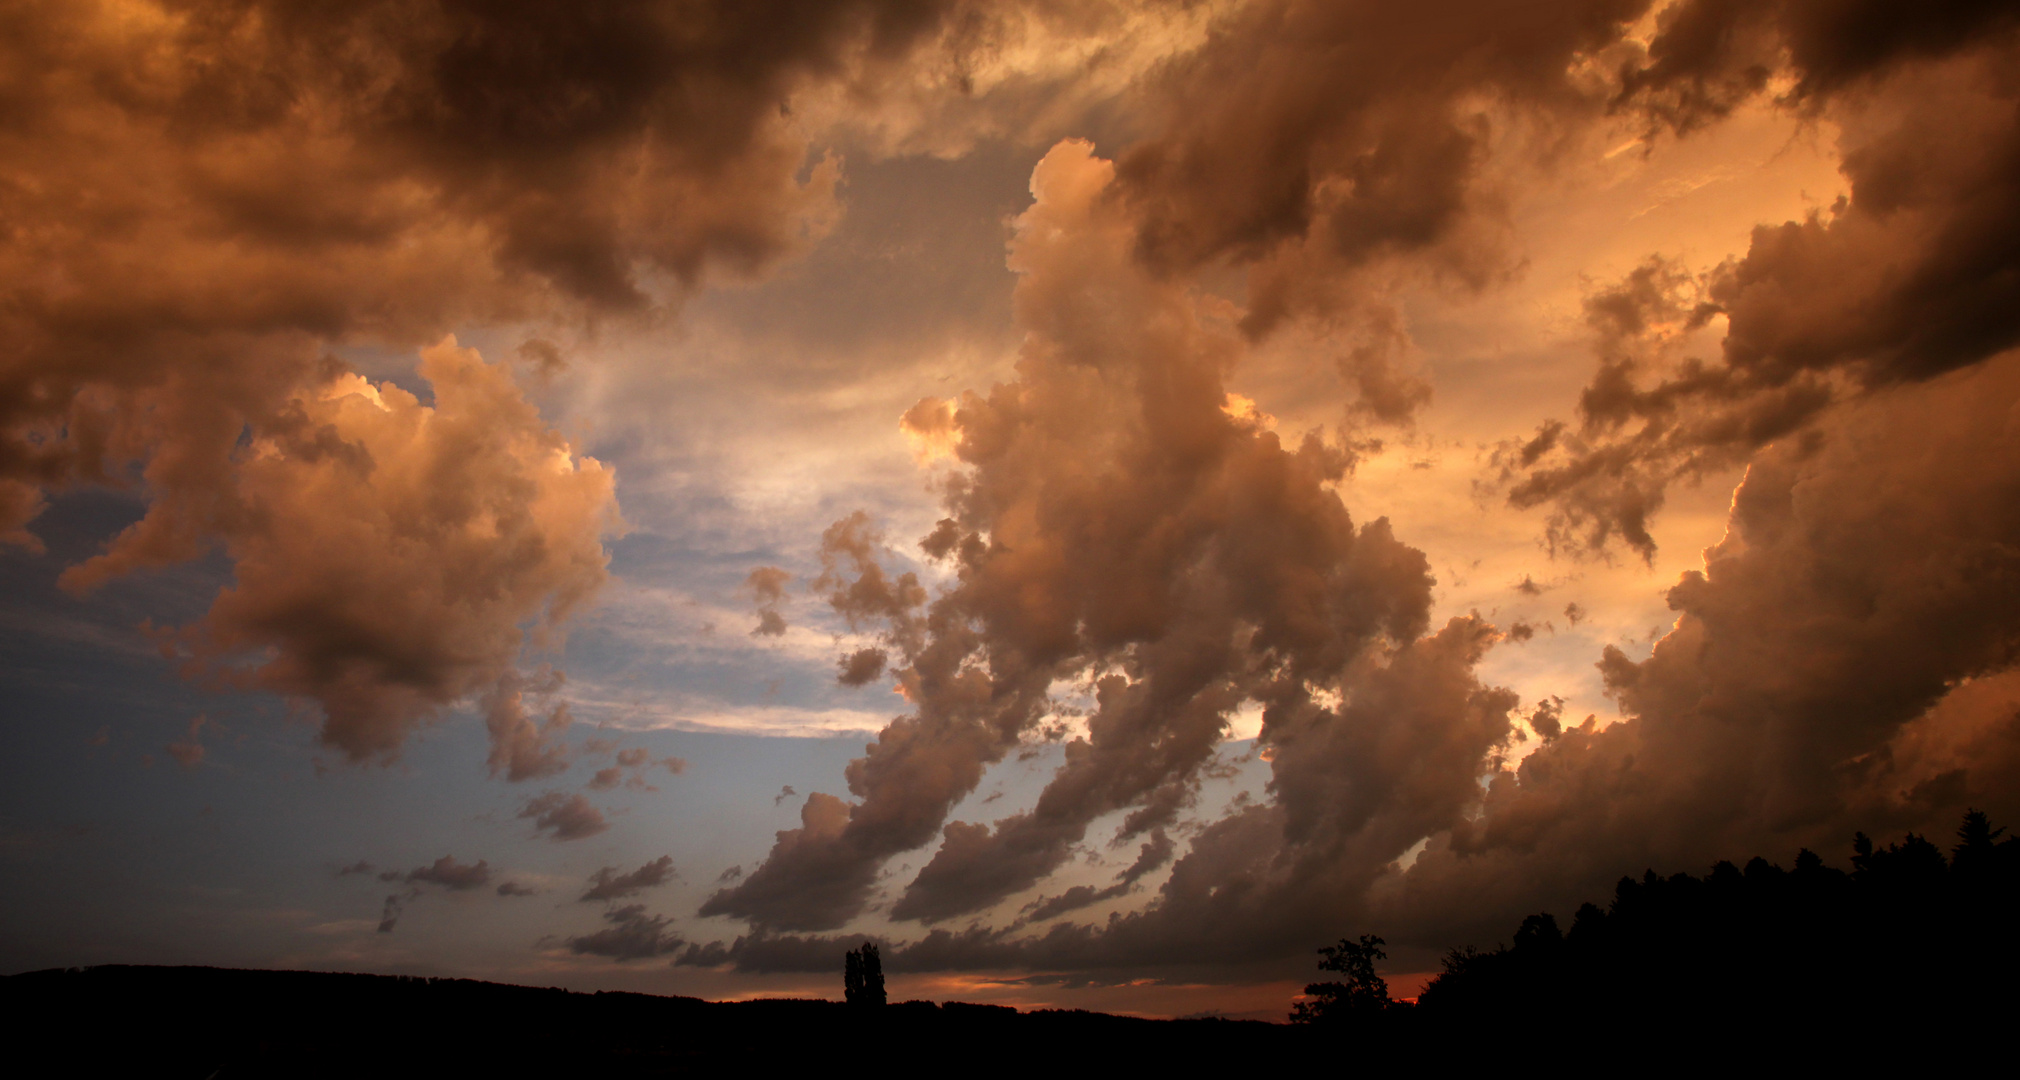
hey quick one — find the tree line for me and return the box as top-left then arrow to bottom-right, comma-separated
1292,810 -> 2020,1039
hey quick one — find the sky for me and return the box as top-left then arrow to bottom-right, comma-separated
4,0 -> 2020,1020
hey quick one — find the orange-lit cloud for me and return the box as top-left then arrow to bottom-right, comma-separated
0,0 -> 1007,762
9,0 -> 2020,1006
130,338 -> 618,761
705,140 -> 1499,935
690,1 -> 2020,987
1511,5 -> 2020,558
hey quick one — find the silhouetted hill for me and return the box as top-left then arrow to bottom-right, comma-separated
1,965 -> 1293,1077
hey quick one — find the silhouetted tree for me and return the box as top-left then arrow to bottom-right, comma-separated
844,942 -> 886,1006
1289,934 -> 1391,1025
1951,808 -> 2007,881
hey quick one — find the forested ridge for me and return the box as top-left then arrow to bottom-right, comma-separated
1294,811 -> 2020,1040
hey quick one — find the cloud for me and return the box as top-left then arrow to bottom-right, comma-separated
497,882 -> 539,898
20,0 -> 2019,999
1111,0 -> 1662,349
566,904 -> 685,962
520,792 -> 609,841
1026,885 -> 1116,923
1511,14 -> 2020,557
704,140 -> 1503,934
1026,828 -> 1174,921
581,856 -> 676,902
402,856 -> 492,892
1525,696 -> 1566,742
685,93 -> 2020,979
1380,349 -> 2020,947
1,0 -> 1021,765
1615,0 -> 2020,131
836,648 -> 889,687
747,566 -> 793,638
853,346 -> 2020,977
123,338 -> 618,763
483,668 -> 574,782
377,893 -> 410,934
165,714 -> 211,769
586,745 -> 685,790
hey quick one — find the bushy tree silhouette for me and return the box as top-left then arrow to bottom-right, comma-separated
844,942 -> 886,1007
1289,934 -> 1392,1025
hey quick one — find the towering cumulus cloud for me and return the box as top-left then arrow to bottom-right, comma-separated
694,2 -> 2020,985
703,141 -> 1517,938
0,0 -> 975,758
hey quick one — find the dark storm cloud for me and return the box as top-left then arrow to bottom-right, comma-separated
0,0 -> 983,761
581,856 -> 677,902
1114,0 -> 1655,349
1513,9 -> 2020,557
1616,0 -> 2020,131
567,905 -> 686,962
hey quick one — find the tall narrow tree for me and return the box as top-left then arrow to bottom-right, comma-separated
843,942 -> 886,1006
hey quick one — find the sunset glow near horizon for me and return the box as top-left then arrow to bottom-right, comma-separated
4,0 -> 2019,1020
